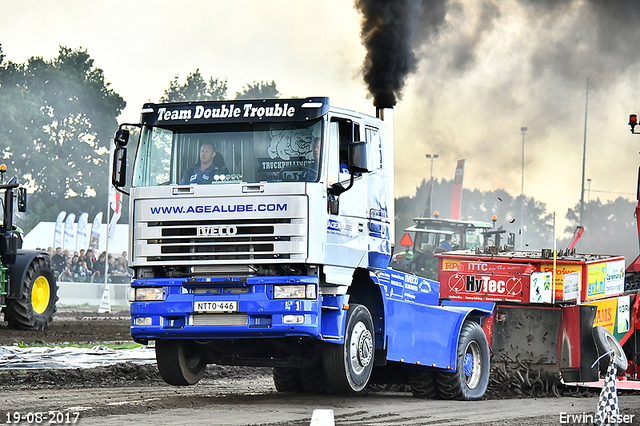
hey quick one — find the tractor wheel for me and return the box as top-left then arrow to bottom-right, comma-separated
436,321 -> 490,401
4,257 -> 57,330
410,369 -> 438,399
155,339 -> 207,385
322,304 -> 375,393
273,367 -> 303,392
593,326 -> 628,377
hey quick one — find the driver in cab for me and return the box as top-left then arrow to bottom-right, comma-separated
180,141 -> 228,184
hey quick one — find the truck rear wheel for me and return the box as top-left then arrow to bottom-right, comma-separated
4,257 -> 57,330
436,320 -> 490,400
155,339 -> 206,385
322,304 -> 375,393
273,367 -> 302,392
410,369 -> 438,399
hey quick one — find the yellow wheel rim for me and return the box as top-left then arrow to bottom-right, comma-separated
31,276 -> 51,315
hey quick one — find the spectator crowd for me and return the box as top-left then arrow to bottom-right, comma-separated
45,247 -> 133,283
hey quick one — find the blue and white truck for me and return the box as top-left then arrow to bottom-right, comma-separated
112,97 -> 493,399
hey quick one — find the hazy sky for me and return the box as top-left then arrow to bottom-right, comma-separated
2,0 -> 640,237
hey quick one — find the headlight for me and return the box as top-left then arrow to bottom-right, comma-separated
134,287 -> 164,301
273,284 -> 317,299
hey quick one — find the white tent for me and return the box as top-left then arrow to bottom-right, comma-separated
23,222 -> 130,255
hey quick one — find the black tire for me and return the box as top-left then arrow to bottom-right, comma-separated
155,339 -> 206,385
436,321 -> 490,400
4,257 -> 57,330
300,361 -> 326,393
410,369 -> 438,399
273,367 -> 303,392
593,326 -> 628,377
322,304 -> 375,393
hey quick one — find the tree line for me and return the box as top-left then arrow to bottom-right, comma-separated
1,45 -> 638,264
0,45 -> 278,232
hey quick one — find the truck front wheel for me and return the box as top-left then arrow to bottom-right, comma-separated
155,339 -> 207,385
436,320 -> 490,400
4,257 -> 57,330
322,304 -> 375,393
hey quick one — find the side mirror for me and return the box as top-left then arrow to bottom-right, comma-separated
349,141 -> 369,173
114,129 -> 130,147
112,146 -> 127,187
17,187 -> 27,213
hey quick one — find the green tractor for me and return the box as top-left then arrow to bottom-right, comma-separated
0,165 -> 57,330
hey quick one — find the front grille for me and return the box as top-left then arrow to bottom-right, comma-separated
135,217 -> 306,264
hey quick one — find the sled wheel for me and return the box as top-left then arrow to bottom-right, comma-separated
410,369 -> 438,399
273,367 -> 303,392
155,339 -> 206,385
437,321 -> 490,400
4,257 -> 57,330
323,304 -> 375,393
593,326 -> 628,376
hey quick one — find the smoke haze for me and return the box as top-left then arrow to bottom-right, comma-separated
378,0 -> 640,233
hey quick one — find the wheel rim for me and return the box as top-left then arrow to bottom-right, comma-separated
349,321 -> 373,375
31,276 -> 51,315
605,334 -> 623,359
463,340 -> 482,390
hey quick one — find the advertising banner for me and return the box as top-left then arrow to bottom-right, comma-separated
90,212 -> 103,251
53,210 -> 66,248
439,269 -> 527,302
76,212 -> 89,252
63,213 -> 76,251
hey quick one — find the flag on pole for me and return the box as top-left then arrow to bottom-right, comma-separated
594,355 -> 619,425
54,210 -> 66,248
76,212 -> 89,252
451,159 -> 465,220
63,213 -> 76,251
108,186 -> 122,244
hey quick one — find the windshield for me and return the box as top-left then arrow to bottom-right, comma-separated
132,119 -> 323,186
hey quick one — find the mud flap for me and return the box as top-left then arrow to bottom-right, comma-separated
560,304 -> 598,383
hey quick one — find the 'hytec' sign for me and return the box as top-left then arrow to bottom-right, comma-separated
439,261 -> 534,302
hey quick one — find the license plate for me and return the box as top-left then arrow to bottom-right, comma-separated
194,301 -> 238,312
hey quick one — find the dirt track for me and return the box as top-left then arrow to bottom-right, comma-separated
2,310 -> 640,425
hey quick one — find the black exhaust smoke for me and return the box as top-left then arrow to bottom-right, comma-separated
356,0 -> 448,108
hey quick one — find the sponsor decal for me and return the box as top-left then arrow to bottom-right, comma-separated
327,219 -> 353,237
541,263 -> 582,301
150,203 -> 287,215
156,102 -> 296,122
586,262 -> 606,299
562,271 -> 580,301
605,260 -> 625,296
588,298 -> 617,331
617,296 -> 631,334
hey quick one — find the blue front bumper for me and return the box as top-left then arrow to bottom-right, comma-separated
130,276 -> 321,342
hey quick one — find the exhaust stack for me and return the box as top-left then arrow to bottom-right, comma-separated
376,106 -> 396,248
